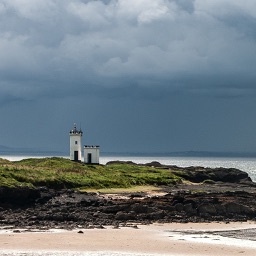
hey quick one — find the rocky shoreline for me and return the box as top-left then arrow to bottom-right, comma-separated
0,162 -> 256,230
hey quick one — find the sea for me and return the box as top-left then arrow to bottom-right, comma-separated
1,154 -> 256,182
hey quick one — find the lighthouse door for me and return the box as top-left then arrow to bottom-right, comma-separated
88,153 -> 92,164
74,151 -> 79,161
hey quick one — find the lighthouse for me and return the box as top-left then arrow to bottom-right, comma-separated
69,123 -> 83,162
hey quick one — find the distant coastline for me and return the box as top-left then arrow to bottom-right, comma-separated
0,145 -> 65,156
1,144 -> 256,158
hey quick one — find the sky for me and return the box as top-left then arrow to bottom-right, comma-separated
0,0 -> 256,155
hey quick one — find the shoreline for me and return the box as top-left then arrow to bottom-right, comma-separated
1,157 -> 256,255
0,222 -> 256,256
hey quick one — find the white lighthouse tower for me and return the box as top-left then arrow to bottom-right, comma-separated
69,123 -> 83,162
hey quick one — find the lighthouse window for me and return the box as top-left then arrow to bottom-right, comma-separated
75,141 -> 78,144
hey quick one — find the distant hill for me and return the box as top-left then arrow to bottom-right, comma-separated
1,145 -> 256,158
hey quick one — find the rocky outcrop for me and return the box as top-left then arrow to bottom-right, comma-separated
0,186 -> 256,229
170,166 -> 252,183
0,162 -> 255,229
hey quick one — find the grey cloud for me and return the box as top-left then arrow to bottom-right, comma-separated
173,0 -> 195,13
0,0 -> 255,102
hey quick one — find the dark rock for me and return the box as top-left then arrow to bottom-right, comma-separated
172,195 -> 185,204
197,203 -> 217,215
172,167 -> 251,183
215,204 -> 226,215
224,202 -> 253,215
0,186 -> 41,206
149,210 -> 165,219
106,161 -> 136,165
130,193 -> 146,199
183,203 -> 196,215
130,203 -> 149,213
103,205 -> 126,214
225,202 -> 242,214
175,203 -> 184,212
115,211 -> 130,221
160,205 -> 175,211
144,161 -> 163,167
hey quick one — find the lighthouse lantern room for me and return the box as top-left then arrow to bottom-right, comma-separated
69,123 -> 83,162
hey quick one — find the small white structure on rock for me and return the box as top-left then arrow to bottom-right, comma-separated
69,123 -> 100,164
84,146 -> 100,164
69,123 -> 83,162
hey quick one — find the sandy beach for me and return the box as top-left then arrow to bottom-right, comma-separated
0,222 -> 256,256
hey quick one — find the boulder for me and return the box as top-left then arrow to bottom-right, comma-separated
175,203 -> 184,212
183,203 -> 196,215
130,203 -> 150,213
172,167 -> 251,183
197,203 -> 217,215
115,211 -> 130,221
0,186 -> 40,206
144,161 -> 163,167
224,202 -> 253,215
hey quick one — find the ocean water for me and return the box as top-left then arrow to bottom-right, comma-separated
1,155 -> 256,182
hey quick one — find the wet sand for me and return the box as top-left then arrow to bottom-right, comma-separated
0,222 -> 256,256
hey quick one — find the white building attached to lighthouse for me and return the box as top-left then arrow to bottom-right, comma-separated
84,145 -> 100,164
69,123 -> 83,162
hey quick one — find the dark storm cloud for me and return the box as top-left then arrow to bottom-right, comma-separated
1,0 -> 256,153
0,0 -> 256,103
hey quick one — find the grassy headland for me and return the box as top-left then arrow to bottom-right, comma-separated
0,157 -> 255,227
0,157 -> 181,190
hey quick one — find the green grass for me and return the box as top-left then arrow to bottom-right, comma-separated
0,157 -> 182,189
